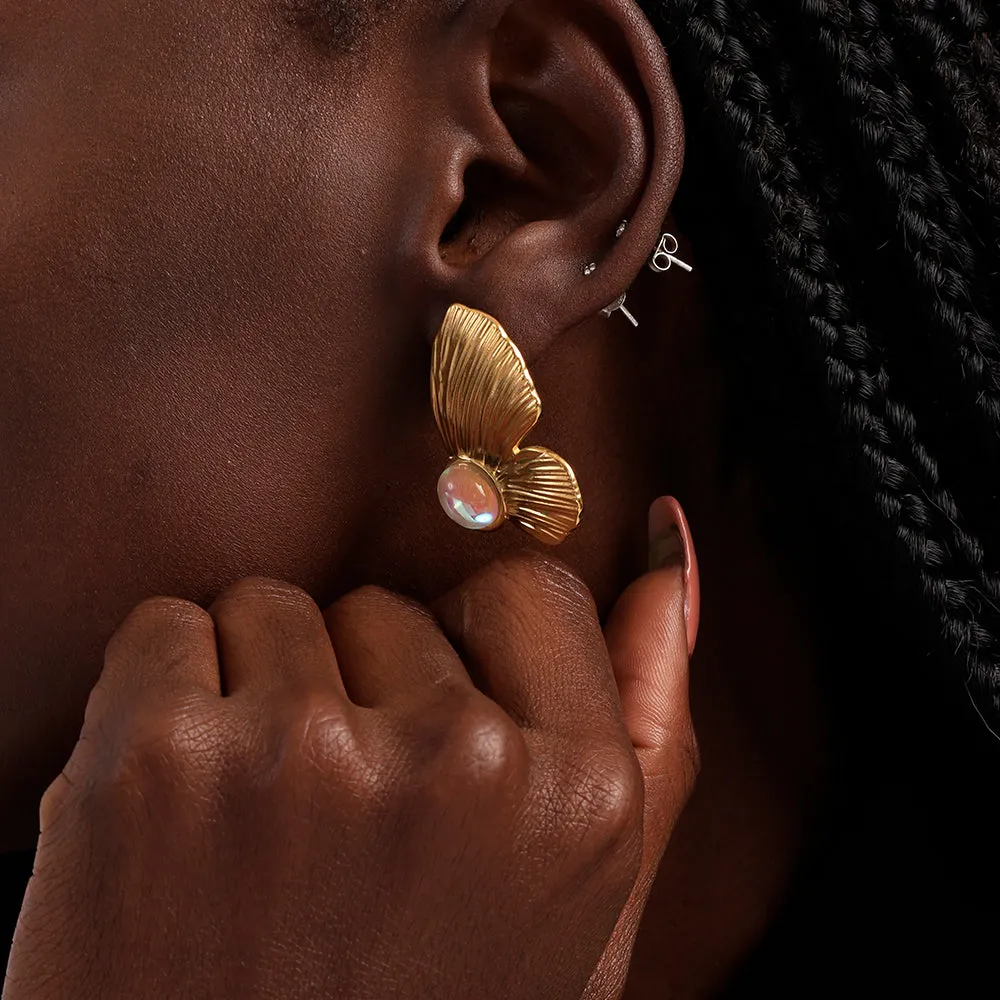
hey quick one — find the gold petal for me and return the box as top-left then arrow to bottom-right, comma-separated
499,446 -> 583,546
431,304 -> 541,464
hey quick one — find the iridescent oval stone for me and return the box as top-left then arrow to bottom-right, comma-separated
437,460 -> 502,531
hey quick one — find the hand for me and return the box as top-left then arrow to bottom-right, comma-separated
4,538 -> 697,998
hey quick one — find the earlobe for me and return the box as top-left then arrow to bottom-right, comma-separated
423,0 -> 685,362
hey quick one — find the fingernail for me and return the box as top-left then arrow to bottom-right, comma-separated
649,516 -> 684,573
648,497 -> 701,657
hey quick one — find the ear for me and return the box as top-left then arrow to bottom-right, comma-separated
412,0 -> 684,361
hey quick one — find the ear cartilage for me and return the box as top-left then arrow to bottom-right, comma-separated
600,293 -> 639,328
650,232 -> 693,273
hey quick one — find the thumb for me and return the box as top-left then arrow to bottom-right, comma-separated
583,496 -> 700,999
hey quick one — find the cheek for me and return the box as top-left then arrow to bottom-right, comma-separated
1,0 -> 466,606
13,317 -> 440,603
0,29 -> 433,597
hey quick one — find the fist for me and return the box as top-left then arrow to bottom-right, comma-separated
5,545 -> 696,1000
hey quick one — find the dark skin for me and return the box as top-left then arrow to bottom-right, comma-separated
0,0 -> 828,996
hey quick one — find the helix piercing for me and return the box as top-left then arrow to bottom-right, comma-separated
586,219 -> 629,277
600,218 -> 636,325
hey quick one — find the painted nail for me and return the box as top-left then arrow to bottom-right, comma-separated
648,497 -> 701,657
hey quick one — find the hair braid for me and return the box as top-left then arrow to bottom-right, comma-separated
889,3 -> 1000,306
945,0 -> 1000,118
730,0 -> 1000,581
796,1 -> 1000,437
638,0 -> 1000,721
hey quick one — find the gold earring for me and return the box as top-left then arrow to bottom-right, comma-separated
431,304 -> 583,546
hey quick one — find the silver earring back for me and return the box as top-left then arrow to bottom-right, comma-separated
649,233 -> 693,273
601,293 -> 638,328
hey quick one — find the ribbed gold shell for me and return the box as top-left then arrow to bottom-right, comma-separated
498,446 -> 583,546
431,304 -> 583,546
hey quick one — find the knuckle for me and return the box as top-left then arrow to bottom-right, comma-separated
475,551 -> 597,621
440,698 -> 526,784
282,691 -> 358,773
338,584 -> 397,608
125,595 -> 212,625
210,577 -> 315,616
265,691 -> 382,814
331,585 -> 433,628
109,597 -> 212,651
401,693 -> 527,795
573,750 -> 645,846
93,698 -> 227,807
493,549 -> 584,593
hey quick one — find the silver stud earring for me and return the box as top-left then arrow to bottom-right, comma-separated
649,233 -> 693,273
600,293 -> 638,328
583,262 -> 597,276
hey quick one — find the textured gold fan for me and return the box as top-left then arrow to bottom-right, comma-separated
431,304 -> 583,546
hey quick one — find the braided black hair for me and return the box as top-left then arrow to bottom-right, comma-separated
638,0 -> 1000,733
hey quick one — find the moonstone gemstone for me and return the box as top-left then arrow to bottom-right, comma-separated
437,460 -> 501,531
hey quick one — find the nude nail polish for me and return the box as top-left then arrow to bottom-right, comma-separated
648,496 -> 701,657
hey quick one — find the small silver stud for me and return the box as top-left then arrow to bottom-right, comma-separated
583,262 -> 597,276
615,220 -> 629,239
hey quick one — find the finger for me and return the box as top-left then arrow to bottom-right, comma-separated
583,498 -> 700,999
431,551 -> 624,741
323,586 -> 473,709
82,596 -> 222,734
101,596 -> 222,700
610,497 -> 699,864
208,577 -> 345,696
